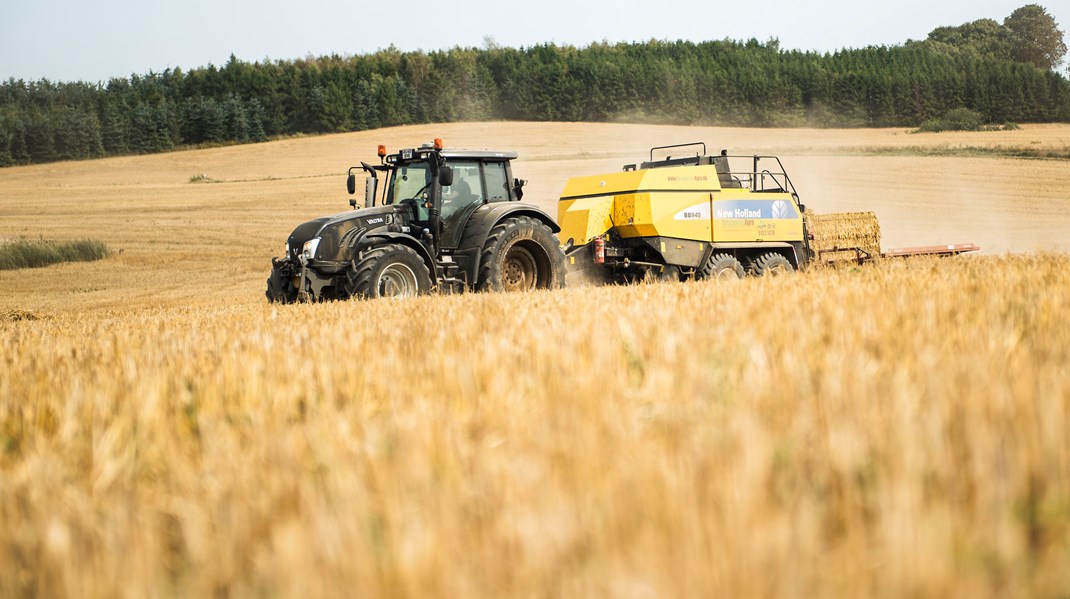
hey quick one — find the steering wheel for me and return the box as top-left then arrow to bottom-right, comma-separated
403,182 -> 432,202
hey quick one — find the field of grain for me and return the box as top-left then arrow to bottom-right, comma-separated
1,123 -> 1069,597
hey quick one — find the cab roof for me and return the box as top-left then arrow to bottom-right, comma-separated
387,146 -> 517,164
441,149 -> 518,161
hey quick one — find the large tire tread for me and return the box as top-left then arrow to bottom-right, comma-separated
750,252 -> 795,277
345,243 -> 432,299
477,216 -> 567,292
698,252 -> 745,281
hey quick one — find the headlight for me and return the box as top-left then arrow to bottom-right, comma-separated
302,237 -> 321,261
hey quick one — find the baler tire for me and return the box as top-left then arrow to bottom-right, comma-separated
751,252 -> 795,277
698,253 -> 745,281
345,243 -> 432,299
477,217 -> 567,292
658,265 -> 682,282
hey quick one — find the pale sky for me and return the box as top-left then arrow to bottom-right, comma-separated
2,0 -> 1067,83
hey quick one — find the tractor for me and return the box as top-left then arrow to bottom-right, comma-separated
266,139 -> 566,301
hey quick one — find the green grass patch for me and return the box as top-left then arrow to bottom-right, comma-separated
912,108 -> 1020,133
856,145 -> 1070,160
189,172 -> 337,184
0,239 -> 110,270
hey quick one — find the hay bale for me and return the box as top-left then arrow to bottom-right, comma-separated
807,211 -> 882,261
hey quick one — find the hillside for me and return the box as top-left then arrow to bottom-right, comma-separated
1,121 -> 1069,314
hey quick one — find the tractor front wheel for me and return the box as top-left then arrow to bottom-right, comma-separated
478,217 -> 567,292
266,260 -> 299,304
345,243 -> 432,299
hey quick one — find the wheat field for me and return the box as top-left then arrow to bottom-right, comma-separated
1,123 -> 1069,597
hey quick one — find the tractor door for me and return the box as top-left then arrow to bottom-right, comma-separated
383,162 -> 433,223
440,160 -> 511,249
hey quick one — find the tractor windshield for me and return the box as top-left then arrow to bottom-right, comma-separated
384,162 -> 432,207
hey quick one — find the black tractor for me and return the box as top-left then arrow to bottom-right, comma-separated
266,139 -> 567,302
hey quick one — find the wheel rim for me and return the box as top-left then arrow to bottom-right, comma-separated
502,245 -> 539,291
761,257 -> 792,276
377,263 -> 419,297
714,266 -> 740,280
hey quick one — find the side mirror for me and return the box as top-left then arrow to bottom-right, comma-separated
346,173 -> 356,195
514,178 -> 527,201
438,166 -> 454,187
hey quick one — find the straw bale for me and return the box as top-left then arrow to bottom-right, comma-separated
807,211 -> 882,260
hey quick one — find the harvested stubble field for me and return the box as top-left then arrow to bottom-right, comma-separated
1,123 -> 1069,597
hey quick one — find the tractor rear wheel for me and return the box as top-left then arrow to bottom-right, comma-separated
698,253 -> 745,281
345,243 -> 432,299
477,216 -> 567,292
751,252 -> 794,277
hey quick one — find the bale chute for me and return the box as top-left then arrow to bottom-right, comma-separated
806,211 -> 882,263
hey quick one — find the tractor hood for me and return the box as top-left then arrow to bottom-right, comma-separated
287,205 -> 399,263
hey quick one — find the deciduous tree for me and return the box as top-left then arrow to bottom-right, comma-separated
1004,4 -> 1067,70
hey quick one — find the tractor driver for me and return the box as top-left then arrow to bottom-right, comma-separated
444,178 -> 474,205
442,177 -> 478,223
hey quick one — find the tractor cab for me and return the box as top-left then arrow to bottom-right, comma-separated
349,140 -> 525,250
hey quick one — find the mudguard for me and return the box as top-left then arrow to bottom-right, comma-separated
457,203 -> 560,254
452,203 -> 561,284
358,232 -> 438,283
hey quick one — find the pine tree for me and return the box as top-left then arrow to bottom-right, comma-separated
246,98 -> 267,142
101,101 -> 129,155
53,107 -> 104,160
313,82 -> 353,132
0,128 -> 12,167
9,117 -> 30,164
223,94 -> 249,141
23,111 -> 55,162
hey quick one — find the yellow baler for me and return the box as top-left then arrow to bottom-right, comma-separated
558,143 -> 810,281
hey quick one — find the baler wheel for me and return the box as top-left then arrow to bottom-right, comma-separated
698,253 -> 745,281
750,252 -> 795,277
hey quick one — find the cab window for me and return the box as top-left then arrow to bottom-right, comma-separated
384,163 -> 432,206
483,162 -> 510,202
441,161 -> 484,221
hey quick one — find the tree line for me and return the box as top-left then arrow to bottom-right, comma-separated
1,6 -> 1068,167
